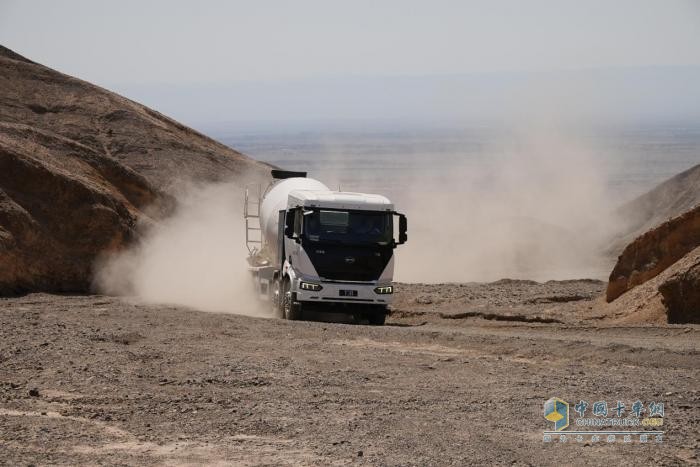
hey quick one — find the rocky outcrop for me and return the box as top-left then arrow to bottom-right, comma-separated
659,258 -> 700,324
606,205 -> 700,302
0,45 -> 269,294
0,123 -> 168,294
594,246 -> 700,324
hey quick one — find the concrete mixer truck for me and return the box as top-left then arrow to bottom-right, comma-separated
244,170 -> 407,324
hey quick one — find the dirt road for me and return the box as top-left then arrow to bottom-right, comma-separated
1,286 -> 698,465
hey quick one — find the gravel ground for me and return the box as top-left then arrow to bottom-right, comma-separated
0,282 -> 698,465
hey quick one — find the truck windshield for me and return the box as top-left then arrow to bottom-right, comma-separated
303,209 -> 392,245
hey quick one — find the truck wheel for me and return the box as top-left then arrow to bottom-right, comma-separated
272,280 -> 283,319
282,280 -> 302,321
368,306 -> 387,325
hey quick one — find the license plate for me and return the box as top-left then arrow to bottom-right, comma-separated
339,289 -> 358,297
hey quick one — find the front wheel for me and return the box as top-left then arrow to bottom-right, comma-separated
271,278 -> 283,319
282,280 -> 303,321
367,306 -> 387,325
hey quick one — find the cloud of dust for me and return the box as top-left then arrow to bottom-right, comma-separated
120,73 -> 643,288
276,66 -> 654,284
302,119 -> 624,283
94,182 -> 267,316
395,124 -> 620,283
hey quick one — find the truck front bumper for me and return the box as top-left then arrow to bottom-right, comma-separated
294,280 -> 393,306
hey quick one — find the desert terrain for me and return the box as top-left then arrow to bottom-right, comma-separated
1,43 -> 699,466
1,282 -> 698,466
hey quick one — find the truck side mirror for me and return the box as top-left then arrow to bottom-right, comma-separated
396,213 -> 407,245
293,208 -> 302,239
284,208 -> 302,242
284,209 -> 295,238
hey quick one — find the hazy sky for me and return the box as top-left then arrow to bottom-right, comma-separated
1,0 -> 699,127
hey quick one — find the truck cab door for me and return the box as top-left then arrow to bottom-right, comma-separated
284,207 -> 302,267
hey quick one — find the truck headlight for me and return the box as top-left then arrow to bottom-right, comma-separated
374,285 -> 393,294
300,281 -> 323,291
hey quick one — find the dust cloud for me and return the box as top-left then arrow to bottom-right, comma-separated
385,71 -> 654,283
302,121 -> 624,283
95,127 -> 627,295
395,125 -> 620,283
94,182 -> 266,316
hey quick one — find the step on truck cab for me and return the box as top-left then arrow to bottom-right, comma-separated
245,170 -> 407,324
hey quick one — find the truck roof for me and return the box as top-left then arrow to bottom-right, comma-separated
288,189 -> 394,211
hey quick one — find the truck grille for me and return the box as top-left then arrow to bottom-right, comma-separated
305,244 -> 392,281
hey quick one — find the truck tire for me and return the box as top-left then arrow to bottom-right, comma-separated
272,279 -> 283,319
282,279 -> 302,321
368,306 -> 387,325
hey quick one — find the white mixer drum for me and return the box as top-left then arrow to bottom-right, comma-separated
259,177 -> 329,248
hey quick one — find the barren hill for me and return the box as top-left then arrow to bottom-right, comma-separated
0,45 -> 269,294
0,45 -> 268,190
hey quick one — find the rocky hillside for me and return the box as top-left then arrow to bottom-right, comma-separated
0,45 -> 269,190
609,163 -> 700,254
607,204 -> 700,302
602,245 -> 700,324
605,203 -> 700,323
602,160 -> 700,323
0,45 -> 269,294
